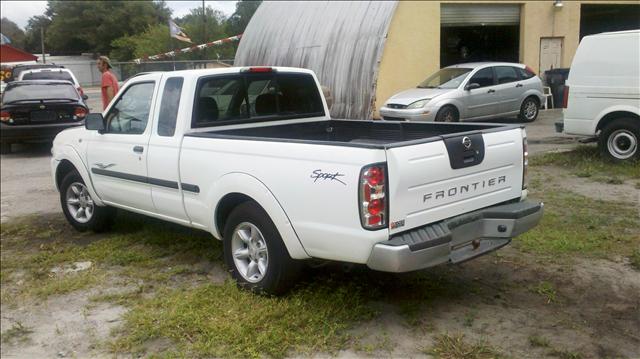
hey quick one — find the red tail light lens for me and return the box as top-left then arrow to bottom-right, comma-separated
562,86 -> 569,108
77,86 -> 85,97
359,164 -> 387,229
525,65 -> 536,75
0,110 -> 11,122
74,107 -> 88,118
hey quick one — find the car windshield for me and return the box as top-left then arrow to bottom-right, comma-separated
22,71 -> 74,83
418,68 -> 472,89
2,83 -> 78,103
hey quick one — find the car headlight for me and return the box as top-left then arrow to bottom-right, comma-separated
406,99 -> 430,109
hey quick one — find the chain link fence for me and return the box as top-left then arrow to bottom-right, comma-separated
61,59 -> 235,87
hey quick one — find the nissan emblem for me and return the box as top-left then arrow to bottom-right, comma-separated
462,136 -> 472,149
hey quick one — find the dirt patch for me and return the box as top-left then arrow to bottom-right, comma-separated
531,165 -> 640,205
1,290 -> 126,358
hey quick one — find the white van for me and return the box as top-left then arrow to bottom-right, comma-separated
560,30 -> 639,161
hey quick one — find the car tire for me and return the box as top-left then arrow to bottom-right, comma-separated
0,142 -> 11,155
598,118 -> 639,162
60,170 -> 116,232
435,106 -> 459,122
223,201 -> 301,295
519,96 -> 540,122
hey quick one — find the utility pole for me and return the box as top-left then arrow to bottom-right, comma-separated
202,0 -> 207,62
40,27 -> 46,64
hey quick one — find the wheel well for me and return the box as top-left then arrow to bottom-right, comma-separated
596,111 -> 639,133
215,193 -> 254,236
55,160 -> 77,190
439,104 -> 459,117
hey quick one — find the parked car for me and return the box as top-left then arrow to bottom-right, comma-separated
50,67 -> 542,294
17,67 -> 88,100
8,63 -> 65,83
558,30 -> 639,161
380,62 -> 544,123
1,80 -> 88,154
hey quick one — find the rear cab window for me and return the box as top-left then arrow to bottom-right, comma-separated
192,72 -> 325,128
157,77 -> 184,137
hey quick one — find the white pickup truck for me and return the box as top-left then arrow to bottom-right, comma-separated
51,67 -> 543,294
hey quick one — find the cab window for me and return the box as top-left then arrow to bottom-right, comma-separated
157,77 -> 184,137
105,82 -> 155,134
495,66 -> 519,84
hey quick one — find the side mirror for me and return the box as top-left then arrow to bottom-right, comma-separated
85,113 -> 105,132
82,94 -> 89,101
465,83 -> 480,91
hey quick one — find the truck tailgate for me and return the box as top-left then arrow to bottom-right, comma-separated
386,128 -> 524,235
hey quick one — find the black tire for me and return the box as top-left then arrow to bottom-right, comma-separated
0,142 -> 11,155
519,96 -> 540,122
223,201 -> 301,295
435,105 -> 459,122
598,118 -> 640,162
60,170 -> 115,232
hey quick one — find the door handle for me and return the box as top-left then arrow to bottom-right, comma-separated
133,146 -> 144,154
487,89 -> 496,93
515,83 -> 523,88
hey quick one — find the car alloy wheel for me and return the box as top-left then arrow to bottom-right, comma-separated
524,99 -> 538,121
231,222 -> 269,283
65,182 -> 94,224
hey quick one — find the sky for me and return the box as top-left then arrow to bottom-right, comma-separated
0,1 -> 238,30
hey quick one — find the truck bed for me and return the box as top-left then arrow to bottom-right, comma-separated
187,120 -> 520,148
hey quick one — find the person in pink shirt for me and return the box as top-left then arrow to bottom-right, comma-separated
97,56 -> 119,110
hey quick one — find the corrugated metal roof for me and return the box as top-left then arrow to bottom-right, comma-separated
234,1 -> 398,119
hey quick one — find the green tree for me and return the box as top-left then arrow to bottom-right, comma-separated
23,15 -> 52,53
226,0 -> 262,36
43,0 -> 171,55
1,17 -> 26,49
110,24 -> 172,61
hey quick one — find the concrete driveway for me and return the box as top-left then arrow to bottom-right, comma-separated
0,106 -> 575,223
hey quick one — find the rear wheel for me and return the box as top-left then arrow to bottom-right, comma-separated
223,201 -> 301,295
598,118 -> 639,162
60,170 -> 115,232
519,96 -> 539,122
435,105 -> 459,122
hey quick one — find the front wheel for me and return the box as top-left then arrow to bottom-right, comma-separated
60,170 -> 115,232
519,97 -> 539,122
435,106 -> 459,122
598,118 -> 639,162
223,201 -> 301,295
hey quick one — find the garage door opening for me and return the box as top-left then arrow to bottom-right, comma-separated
580,4 -> 640,39
441,4 -> 520,67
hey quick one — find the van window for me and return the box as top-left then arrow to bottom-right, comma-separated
193,73 -> 325,127
158,77 -> 183,137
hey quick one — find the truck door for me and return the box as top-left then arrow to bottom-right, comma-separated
146,75 -> 190,223
86,76 -> 160,212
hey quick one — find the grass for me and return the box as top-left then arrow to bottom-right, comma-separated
531,281 -> 557,304
1,322 -> 33,344
426,333 -> 504,359
530,145 -> 640,183
528,334 -> 551,348
630,248 -> 640,271
516,188 -> 640,259
549,348 -> 583,359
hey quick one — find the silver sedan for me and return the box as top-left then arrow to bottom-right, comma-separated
379,62 -> 545,123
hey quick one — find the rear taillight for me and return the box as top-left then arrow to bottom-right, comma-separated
74,107 -> 88,118
359,164 -> 388,229
525,65 -> 536,75
241,67 -> 275,73
562,86 -> 569,108
522,129 -> 528,190
77,86 -> 85,97
0,110 -> 11,122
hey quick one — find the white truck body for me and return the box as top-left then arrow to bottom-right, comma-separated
51,67 -> 542,291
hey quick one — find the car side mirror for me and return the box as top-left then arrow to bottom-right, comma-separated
465,83 -> 480,91
85,113 -> 105,133
82,94 -> 89,101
